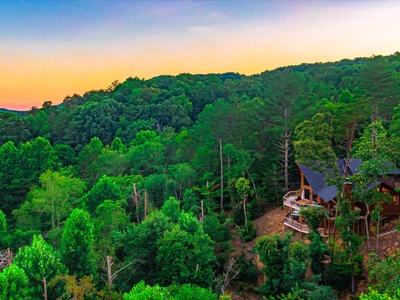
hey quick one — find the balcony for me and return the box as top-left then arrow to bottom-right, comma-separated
283,190 -> 320,211
284,211 -> 309,234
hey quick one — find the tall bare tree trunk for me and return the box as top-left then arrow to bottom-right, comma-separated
106,256 -> 114,298
245,167 -> 258,200
51,197 -> 55,231
364,205 -> 371,252
201,200 -> 204,224
133,183 -> 139,223
144,190 -> 147,218
43,277 -> 48,300
220,138 -> 224,213
103,255 -> 137,298
277,108 -> 291,191
376,215 -> 381,253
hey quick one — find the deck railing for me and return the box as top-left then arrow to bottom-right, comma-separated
283,190 -> 302,201
283,190 -> 320,211
284,211 -> 309,234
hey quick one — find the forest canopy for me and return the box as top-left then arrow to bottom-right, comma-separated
1,52 -> 400,299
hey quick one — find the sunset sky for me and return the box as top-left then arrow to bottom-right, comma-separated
1,0 -> 400,110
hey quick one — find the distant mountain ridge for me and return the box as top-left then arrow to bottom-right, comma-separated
0,108 -> 27,115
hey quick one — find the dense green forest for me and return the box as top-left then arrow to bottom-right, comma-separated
1,53 -> 400,299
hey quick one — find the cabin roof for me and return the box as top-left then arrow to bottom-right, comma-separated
299,158 -> 400,202
298,158 -> 363,203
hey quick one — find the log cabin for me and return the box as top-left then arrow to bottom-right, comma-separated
283,158 -> 400,237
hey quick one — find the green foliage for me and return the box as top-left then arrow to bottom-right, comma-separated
162,197 -> 181,223
325,246 -> 362,290
124,210 -> 173,285
13,170 -> 85,232
155,225 -> 215,287
359,55 -> 400,122
94,200 -> 129,257
20,137 -> 58,181
366,253 -> 400,297
51,274 -> 104,300
123,280 -> 168,299
308,233 -> 330,276
167,163 -> 197,199
181,188 -> 201,214
13,235 -> 66,299
359,287 -> 400,300
289,240 -> 309,263
4,53 -> 400,299
4,228 -> 40,253
235,177 -> 251,199
125,207 -> 216,289
81,175 -> 122,214
145,174 -> 167,208
327,199 -> 363,290
255,233 -> 302,296
239,220 -> 257,242
0,112 -> 32,145
352,122 -> 391,161
0,210 -> 7,248
293,113 -> 337,169
300,206 -> 326,234
0,264 -> 33,300
60,209 -> 96,279
128,130 -> 166,176
111,136 -> 127,152
255,233 -> 334,298
78,136 -> 104,184
0,137 -> 58,215
123,280 -> 217,300
158,211 -> 216,287
54,143 -> 77,166
0,141 -> 24,214
269,282 -> 337,300
234,253 -> 260,284
67,98 -> 124,147
203,212 -> 232,269
92,147 -> 130,180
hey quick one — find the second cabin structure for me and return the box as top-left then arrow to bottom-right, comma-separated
283,158 -> 400,237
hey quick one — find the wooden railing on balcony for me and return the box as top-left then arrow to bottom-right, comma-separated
283,190 -> 321,212
283,190 -> 302,201
284,211 -> 309,234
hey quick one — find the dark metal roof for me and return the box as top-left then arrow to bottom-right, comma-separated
299,159 -> 400,203
299,158 -> 363,203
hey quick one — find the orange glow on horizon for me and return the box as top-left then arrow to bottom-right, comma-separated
1,1 -> 400,111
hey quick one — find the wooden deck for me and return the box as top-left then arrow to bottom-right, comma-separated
283,190 -> 330,237
284,211 -> 309,234
283,190 -> 320,211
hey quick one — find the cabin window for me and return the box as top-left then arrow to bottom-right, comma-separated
304,189 -> 311,200
394,195 -> 399,205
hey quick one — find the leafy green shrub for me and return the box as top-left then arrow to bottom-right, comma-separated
240,220 -> 257,242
